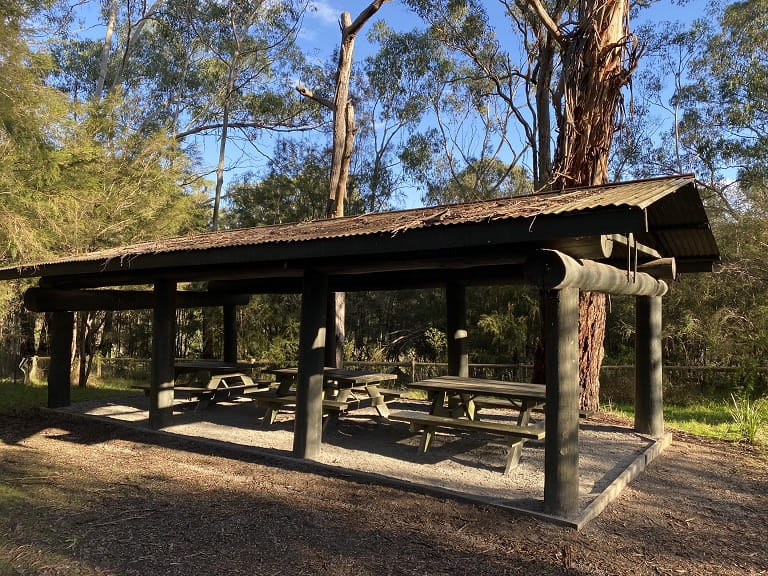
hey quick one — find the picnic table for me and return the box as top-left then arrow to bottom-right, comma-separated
132,360 -> 271,409
252,367 -> 404,426
389,375 -> 546,474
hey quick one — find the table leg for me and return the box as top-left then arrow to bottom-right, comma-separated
364,384 -> 390,419
273,374 -> 295,396
262,406 -> 279,426
429,391 -> 450,416
417,425 -> 437,454
459,393 -> 477,420
504,438 -> 526,474
507,399 -> 534,468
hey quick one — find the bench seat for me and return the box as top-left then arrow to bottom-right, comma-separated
374,388 -> 409,400
251,393 -> 354,425
388,410 -> 545,474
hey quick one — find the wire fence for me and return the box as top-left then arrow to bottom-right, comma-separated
4,354 -> 763,405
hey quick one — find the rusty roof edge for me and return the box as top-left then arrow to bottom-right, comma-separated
0,175 -> 704,278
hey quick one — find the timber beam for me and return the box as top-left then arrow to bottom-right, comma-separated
544,235 -> 614,260
637,257 -> 677,281
608,233 -> 661,260
524,250 -> 669,297
24,288 -> 250,312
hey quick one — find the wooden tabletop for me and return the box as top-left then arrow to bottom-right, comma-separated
175,360 -> 260,371
409,376 -> 546,401
269,367 -> 398,386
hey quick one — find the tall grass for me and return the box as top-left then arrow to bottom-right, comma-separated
728,393 -> 768,444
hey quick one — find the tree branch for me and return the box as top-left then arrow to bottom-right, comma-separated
346,0 -> 391,38
295,85 -> 334,109
523,0 -> 565,47
175,120 -> 309,140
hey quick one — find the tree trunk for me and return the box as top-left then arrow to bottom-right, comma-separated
555,0 -> 637,412
528,0 -> 639,411
111,0 -> 166,92
94,0 -> 118,100
298,2 -> 388,365
552,0 -> 635,190
577,291 -> 606,411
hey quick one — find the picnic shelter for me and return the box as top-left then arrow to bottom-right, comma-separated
0,174 -> 720,518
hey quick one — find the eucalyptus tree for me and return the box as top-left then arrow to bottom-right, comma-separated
678,0 -> 767,197
170,0 -> 312,228
404,0 -> 643,410
404,0 -> 567,191
50,0 -> 314,229
224,139 -> 366,227
295,1 -> 392,369
353,23 -> 442,211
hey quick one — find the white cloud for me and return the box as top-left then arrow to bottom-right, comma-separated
310,1 -> 340,26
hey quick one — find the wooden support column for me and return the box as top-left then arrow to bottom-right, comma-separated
47,311 -> 74,408
223,304 -> 238,363
635,295 -> 664,436
293,269 -> 328,460
446,284 -> 468,378
149,280 -> 176,429
542,286 -> 580,517
324,292 -> 345,368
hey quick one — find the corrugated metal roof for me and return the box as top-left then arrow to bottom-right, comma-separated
0,175 -> 718,278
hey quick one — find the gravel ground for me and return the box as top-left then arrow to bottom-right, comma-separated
58,395 -> 661,520
1,404 -> 766,575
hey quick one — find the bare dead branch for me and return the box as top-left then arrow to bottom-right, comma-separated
295,85 -> 334,109
346,0 -> 391,38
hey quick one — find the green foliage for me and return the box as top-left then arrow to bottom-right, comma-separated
617,4 -> 768,368
4,96 -> 207,261
422,327 -> 448,362
235,294 -> 301,365
224,139 -> 365,227
470,285 -> 538,363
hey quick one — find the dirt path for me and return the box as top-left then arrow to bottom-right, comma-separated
0,411 -> 766,575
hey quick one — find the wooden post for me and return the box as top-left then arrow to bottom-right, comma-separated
149,280 -> 176,429
324,292 -> 345,368
635,295 -> 664,436
48,311 -> 74,408
293,269 -> 328,460
223,304 -> 237,363
542,287 -> 580,517
446,284 -> 468,378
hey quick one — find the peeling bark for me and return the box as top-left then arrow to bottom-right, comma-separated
528,0 -> 641,410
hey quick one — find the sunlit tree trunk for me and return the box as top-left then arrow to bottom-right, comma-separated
94,0 -> 117,99
528,0 -> 640,410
